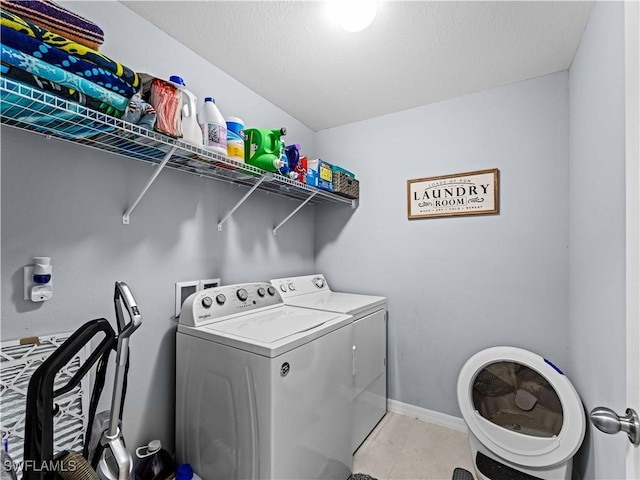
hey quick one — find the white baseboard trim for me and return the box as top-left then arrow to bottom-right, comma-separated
387,399 -> 468,433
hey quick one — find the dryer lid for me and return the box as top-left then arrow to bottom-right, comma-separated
271,273 -> 385,315
283,291 -> 386,316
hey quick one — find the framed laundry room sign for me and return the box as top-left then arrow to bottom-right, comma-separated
407,168 -> 499,219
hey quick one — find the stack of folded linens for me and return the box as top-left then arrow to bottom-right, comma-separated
1,0 -> 105,50
1,2 -> 139,118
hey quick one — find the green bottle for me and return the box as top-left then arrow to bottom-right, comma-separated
244,127 -> 286,172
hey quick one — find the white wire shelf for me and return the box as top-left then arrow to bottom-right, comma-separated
0,76 -> 356,228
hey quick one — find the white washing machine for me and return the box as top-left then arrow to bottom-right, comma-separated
270,274 -> 387,452
176,282 -> 354,480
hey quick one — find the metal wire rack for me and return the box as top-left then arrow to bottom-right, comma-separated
0,77 -> 355,231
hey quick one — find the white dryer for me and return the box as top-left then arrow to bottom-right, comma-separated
176,282 -> 354,480
270,274 -> 387,452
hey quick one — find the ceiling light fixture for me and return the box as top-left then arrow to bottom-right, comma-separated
326,0 -> 378,33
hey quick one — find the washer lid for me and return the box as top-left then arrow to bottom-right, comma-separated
457,346 -> 586,468
210,307 -> 338,342
177,306 -> 352,358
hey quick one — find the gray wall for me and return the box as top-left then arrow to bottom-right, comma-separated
1,1 -> 630,477
568,2 -> 627,478
315,71 -> 572,417
1,1 -> 318,452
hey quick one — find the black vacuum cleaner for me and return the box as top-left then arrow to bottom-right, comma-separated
22,281 -> 142,480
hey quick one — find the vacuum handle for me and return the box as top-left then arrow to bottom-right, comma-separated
52,319 -> 116,397
24,319 -> 116,479
107,282 -> 142,438
114,281 -> 142,339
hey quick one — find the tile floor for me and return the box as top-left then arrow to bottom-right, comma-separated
353,412 -> 476,480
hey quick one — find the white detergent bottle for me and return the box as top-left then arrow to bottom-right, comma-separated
198,97 -> 227,156
169,75 -> 203,147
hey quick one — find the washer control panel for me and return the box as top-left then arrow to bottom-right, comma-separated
270,274 -> 330,299
180,282 -> 282,327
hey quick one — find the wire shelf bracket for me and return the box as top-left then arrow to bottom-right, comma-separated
273,191 -> 318,236
217,176 -> 267,231
122,146 -> 178,224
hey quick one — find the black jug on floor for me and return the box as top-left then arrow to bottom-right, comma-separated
133,440 -> 175,480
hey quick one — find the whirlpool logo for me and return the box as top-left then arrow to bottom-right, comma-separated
280,362 -> 290,377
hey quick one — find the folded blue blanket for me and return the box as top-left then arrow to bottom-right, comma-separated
1,44 -> 129,112
1,26 -> 137,98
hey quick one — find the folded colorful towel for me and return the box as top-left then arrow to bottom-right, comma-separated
1,8 -> 139,88
1,44 -> 129,112
1,26 -> 137,98
1,74 -> 115,138
1,0 -> 104,50
1,63 -> 124,118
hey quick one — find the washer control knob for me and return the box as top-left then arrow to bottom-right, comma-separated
267,286 -> 276,296
236,288 -> 248,301
314,277 -> 325,288
201,296 -> 213,308
279,284 -> 287,292
257,287 -> 266,297
288,283 -> 296,291
215,294 -> 226,305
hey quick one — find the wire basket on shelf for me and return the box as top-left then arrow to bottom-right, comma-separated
332,170 -> 359,199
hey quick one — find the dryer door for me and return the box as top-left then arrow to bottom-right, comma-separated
353,309 -> 386,397
352,308 -> 387,452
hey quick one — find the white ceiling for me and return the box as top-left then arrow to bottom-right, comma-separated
122,1 -> 593,131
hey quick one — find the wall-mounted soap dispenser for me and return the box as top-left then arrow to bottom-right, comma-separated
24,257 -> 53,302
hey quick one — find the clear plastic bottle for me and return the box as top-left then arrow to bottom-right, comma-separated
168,76 -> 203,147
198,97 -> 227,156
